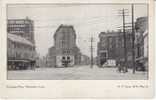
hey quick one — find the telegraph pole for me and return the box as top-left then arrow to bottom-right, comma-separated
131,4 -> 136,74
118,9 -> 129,72
90,36 -> 93,68
122,9 -> 128,72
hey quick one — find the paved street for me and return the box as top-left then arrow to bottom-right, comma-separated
8,65 -> 148,80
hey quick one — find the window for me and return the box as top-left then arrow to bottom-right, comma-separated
67,56 -> 70,60
121,39 -> 124,47
109,37 -> 113,49
62,56 -> 65,60
14,43 -> 17,48
62,40 -> 65,48
101,52 -> 107,58
67,50 -> 70,53
137,46 -> 141,57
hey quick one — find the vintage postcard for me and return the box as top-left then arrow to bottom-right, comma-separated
0,0 -> 154,98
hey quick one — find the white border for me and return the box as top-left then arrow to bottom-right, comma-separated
0,0 -> 154,98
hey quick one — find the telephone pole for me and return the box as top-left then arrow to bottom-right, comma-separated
131,4 -> 136,74
123,9 -> 128,72
118,9 -> 129,72
90,36 -> 93,68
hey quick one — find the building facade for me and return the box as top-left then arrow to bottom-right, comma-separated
7,17 -> 36,70
97,31 -> 133,67
135,17 -> 148,71
7,33 -> 36,70
80,55 -> 90,65
7,17 -> 35,43
48,25 -> 81,67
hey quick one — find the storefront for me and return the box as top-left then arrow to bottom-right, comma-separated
8,59 -> 35,70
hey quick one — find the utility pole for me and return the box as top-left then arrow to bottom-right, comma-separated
122,9 -> 128,72
90,36 -> 93,68
131,4 -> 136,74
118,9 -> 129,72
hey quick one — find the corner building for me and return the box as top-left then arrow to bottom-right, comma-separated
97,31 -> 133,67
48,25 -> 81,67
7,33 -> 36,70
7,17 -> 36,70
135,17 -> 148,71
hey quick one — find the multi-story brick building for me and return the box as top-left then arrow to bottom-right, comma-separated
97,31 -> 133,67
48,25 -> 81,67
7,17 -> 35,44
135,17 -> 148,71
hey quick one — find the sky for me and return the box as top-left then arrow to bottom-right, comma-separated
7,4 -> 148,57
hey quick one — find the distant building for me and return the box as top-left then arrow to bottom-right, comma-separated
80,55 -> 90,65
7,33 -> 36,70
48,25 -> 81,67
47,47 -> 56,67
7,17 -> 35,44
135,17 -> 148,71
97,31 -> 133,67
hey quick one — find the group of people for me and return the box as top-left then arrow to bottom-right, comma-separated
116,61 -> 128,73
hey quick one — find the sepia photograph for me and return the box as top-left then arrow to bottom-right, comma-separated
7,4 -> 148,80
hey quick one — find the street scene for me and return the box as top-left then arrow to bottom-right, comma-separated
7,4 -> 148,80
8,66 -> 147,80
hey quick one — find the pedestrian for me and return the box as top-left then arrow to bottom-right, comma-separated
117,61 -> 121,73
119,61 -> 125,73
